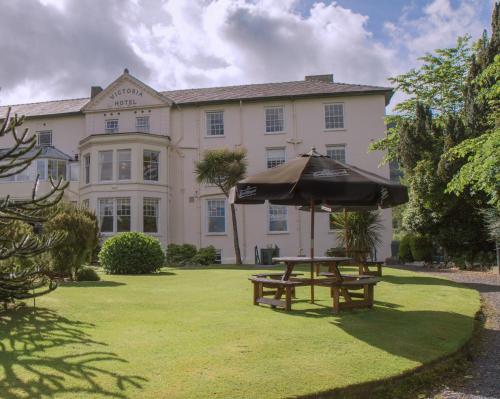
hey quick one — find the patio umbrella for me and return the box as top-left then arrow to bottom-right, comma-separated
230,148 -> 408,302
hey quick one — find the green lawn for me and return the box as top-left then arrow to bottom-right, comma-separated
0,266 -> 479,399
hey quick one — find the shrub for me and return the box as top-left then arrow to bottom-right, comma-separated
99,232 -> 165,274
45,203 -> 99,279
75,267 -> 100,281
191,245 -> 217,265
325,247 -> 346,257
410,235 -> 433,262
398,234 -> 413,263
166,243 -> 197,265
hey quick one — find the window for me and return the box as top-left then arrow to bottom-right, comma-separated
70,162 -> 79,181
268,205 -> 288,232
37,159 -> 46,181
84,154 -> 90,184
98,198 -> 114,233
143,198 -> 159,233
105,119 -> 119,133
99,151 -> 113,181
326,144 -> 346,163
206,111 -> 224,136
117,149 -> 131,180
48,159 -> 67,180
324,103 -> 344,129
82,199 -> 89,208
214,249 -> 222,264
136,116 -> 150,133
266,148 -> 286,169
207,199 -> 226,233
37,131 -> 52,147
265,107 -> 284,133
116,198 -> 131,232
143,150 -> 159,181
98,198 -> 131,233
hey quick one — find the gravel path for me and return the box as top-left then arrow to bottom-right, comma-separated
398,265 -> 500,399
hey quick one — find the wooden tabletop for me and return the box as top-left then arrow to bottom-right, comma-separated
272,256 -> 352,264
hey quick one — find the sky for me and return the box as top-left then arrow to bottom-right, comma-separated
0,0 -> 495,109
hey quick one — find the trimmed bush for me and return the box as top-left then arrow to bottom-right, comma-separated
75,267 -> 100,281
99,232 -> 165,274
191,245 -> 217,265
410,235 -> 433,262
325,247 -> 346,257
398,234 -> 413,263
166,243 -> 197,265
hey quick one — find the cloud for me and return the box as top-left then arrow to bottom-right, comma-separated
0,0 -> 149,104
0,0 -> 491,109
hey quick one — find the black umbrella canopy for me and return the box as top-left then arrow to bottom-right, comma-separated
232,148 -> 408,208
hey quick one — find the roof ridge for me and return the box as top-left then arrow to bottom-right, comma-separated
0,97 -> 89,109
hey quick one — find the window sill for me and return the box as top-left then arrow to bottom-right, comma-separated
267,231 -> 289,235
324,128 -> 346,132
204,135 -> 225,139
206,232 -> 227,236
264,131 -> 286,136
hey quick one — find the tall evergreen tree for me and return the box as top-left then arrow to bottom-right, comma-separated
0,108 -> 67,308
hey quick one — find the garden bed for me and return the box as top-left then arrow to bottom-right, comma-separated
0,266 -> 479,399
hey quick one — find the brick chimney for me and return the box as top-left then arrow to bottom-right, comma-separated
305,74 -> 334,83
90,86 -> 103,99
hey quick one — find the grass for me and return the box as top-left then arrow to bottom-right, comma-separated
0,266 -> 479,399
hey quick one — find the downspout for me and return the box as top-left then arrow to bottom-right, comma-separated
239,99 -> 247,262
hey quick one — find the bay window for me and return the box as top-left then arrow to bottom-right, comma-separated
99,151 -> 113,182
143,150 -> 159,181
143,198 -> 159,233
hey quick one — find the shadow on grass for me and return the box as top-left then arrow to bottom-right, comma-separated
0,307 -> 147,399
61,281 -> 127,288
381,275 -> 467,288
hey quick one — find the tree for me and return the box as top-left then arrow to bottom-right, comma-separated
445,4 -> 500,208
0,108 -> 67,308
195,148 -> 247,264
45,203 -> 99,280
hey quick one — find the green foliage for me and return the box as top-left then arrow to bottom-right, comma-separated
191,246 -> 217,266
99,232 -> 165,274
325,247 -> 346,257
398,235 -> 413,263
330,211 -> 383,260
45,203 -> 99,279
482,207 -> 500,242
75,267 -> 100,282
166,243 -> 197,266
409,235 -> 433,262
194,148 -> 247,196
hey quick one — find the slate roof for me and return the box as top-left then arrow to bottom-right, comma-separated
0,80 -> 392,119
0,146 -> 74,160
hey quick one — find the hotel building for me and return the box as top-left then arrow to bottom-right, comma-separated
0,70 -> 394,263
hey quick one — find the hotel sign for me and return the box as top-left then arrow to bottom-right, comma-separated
109,87 -> 143,107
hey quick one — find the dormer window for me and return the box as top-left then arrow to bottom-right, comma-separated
105,119 -> 119,133
37,131 -> 52,147
136,116 -> 150,133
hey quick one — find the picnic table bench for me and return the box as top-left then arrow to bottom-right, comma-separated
252,272 -> 303,298
249,277 -> 303,311
358,261 -> 384,277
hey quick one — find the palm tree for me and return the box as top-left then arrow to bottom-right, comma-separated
330,211 -> 383,261
195,148 -> 247,264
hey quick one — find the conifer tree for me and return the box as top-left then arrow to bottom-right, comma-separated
0,107 -> 67,309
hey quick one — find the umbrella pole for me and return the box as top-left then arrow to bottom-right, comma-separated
310,200 -> 315,304
344,208 -> 349,257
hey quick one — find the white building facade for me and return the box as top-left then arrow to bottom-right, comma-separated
0,71 -> 394,263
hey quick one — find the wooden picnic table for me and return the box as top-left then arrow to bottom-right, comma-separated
272,256 -> 352,303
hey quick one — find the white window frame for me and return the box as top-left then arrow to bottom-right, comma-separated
82,199 -> 89,208
116,197 -> 131,232
326,144 -> 347,163
268,205 -> 288,234
117,149 -> 132,181
214,249 -> 222,264
37,131 -> 52,147
205,110 -> 225,137
264,106 -> 285,134
98,197 -> 132,234
136,116 -> 150,133
324,103 -> 345,130
143,150 -> 160,182
105,119 -> 119,133
98,150 -> 113,182
266,147 -> 286,169
206,198 -> 227,235
47,159 -> 67,181
143,197 -> 160,234
69,162 -> 79,181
